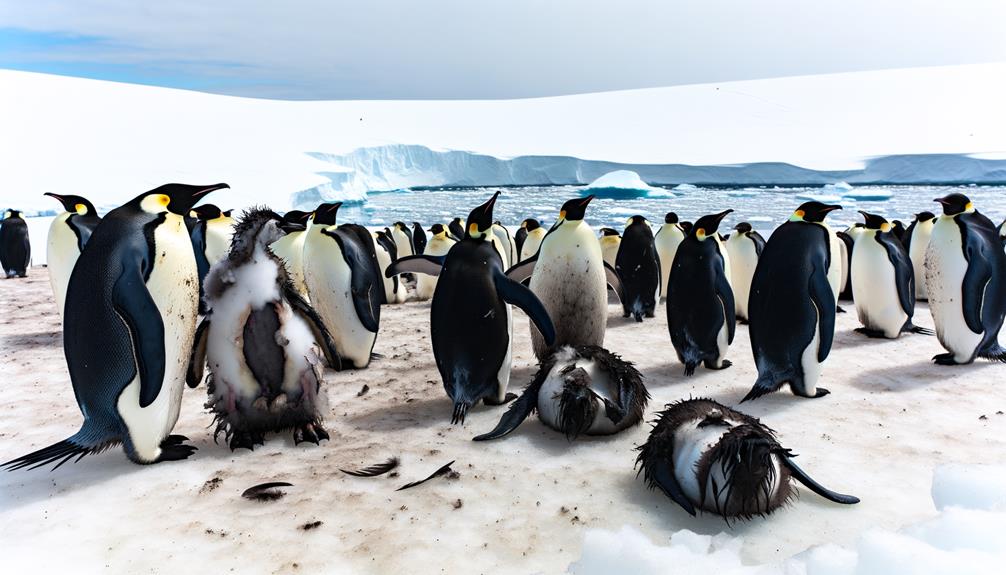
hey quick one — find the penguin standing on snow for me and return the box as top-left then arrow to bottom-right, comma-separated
851,211 -> 932,339
925,193 -> 1006,365
474,345 -> 648,441
636,398 -> 859,519
43,193 -> 101,316
388,192 -> 556,423
0,209 -> 30,278
269,210 -> 312,300
598,228 -> 621,268
492,222 -> 517,268
414,224 -> 456,301
412,222 -> 427,255
448,217 -> 465,243
188,208 -> 341,450
666,210 -> 736,375
518,218 -> 545,262
655,212 -> 686,301
836,229 -> 854,301
2,183 -> 229,469
372,229 -> 407,304
391,221 -> 415,258
904,211 -> 936,301
745,201 -> 842,401
616,215 -> 659,322
191,204 -> 236,267
724,222 -> 765,323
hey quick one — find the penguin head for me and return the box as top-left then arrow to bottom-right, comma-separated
914,211 -> 936,223
556,367 -> 598,440
624,215 -> 647,229
230,208 -> 286,260
394,221 -> 408,232
521,218 -> 541,231
790,201 -> 842,223
734,222 -> 753,233
599,227 -> 620,237
43,193 -> 96,216
559,195 -> 594,223
692,209 -> 733,241
858,211 -> 892,232
465,191 -> 500,240
137,183 -> 229,216
664,212 -> 679,224
4,209 -> 22,219
278,210 -> 310,233
429,223 -> 449,237
412,221 -> 423,230
312,202 -> 343,226
190,204 -> 224,221
680,221 -> 694,233
934,193 -> 974,216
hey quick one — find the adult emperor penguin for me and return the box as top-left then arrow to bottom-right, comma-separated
43,193 -> 101,316
925,193 -> 1006,365
191,204 -> 236,266
412,222 -> 427,255
745,201 -> 842,401
636,398 -> 859,519
836,230 -> 854,301
2,182 -> 228,469
188,208 -> 340,450
904,211 -> 937,301
598,227 -> 621,268
372,229 -> 407,304
303,202 -> 382,368
387,192 -> 556,423
724,222 -> 765,323
269,210 -> 312,300
851,211 -> 932,339
518,218 -> 545,262
448,217 -> 465,242
391,221 -> 415,257
414,224 -> 456,301
506,195 -> 623,360
474,345 -> 649,441
492,221 -> 517,268
0,209 -> 30,278
667,210 -> 736,375
616,215 -> 659,321
655,212 -> 686,301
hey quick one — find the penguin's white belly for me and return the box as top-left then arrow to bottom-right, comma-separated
600,238 -> 620,269
909,223 -> 933,300
116,215 -> 198,463
494,304 -> 513,402
798,305 -> 823,396
46,213 -> 78,318
205,219 -> 235,266
373,241 -> 406,303
418,237 -> 454,300
726,237 -> 758,319
826,227 -> 842,299
536,358 -> 622,435
655,227 -> 683,298
520,229 -> 545,261
714,298 -> 730,367
270,231 -> 309,299
838,238 -> 849,293
926,220 -> 982,362
672,422 -> 729,504
852,238 -> 907,338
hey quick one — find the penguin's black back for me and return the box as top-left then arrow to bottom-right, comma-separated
67,213 -> 102,252
412,223 -> 427,255
514,226 -> 528,257
666,236 -> 732,367
956,211 -> 1006,353
0,213 -> 30,275
615,221 -> 659,319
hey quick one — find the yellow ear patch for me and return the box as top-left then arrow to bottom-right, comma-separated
75,203 -> 87,215
966,202 -> 974,211
696,228 -> 707,239
795,209 -> 805,219
880,222 -> 892,233
469,223 -> 478,234
159,195 -> 170,207
559,210 -> 567,220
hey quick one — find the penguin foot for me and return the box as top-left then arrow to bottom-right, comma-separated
633,313 -> 643,323
737,318 -> 749,325
157,441 -> 198,462
162,434 -> 191,446
293,423 -> 329,445
811,388 -> 831,398
932,353 -> 961,366
854,327 -> 889,339
837,306 -> 847,314
229,431 -> 263,452
484,393 -> 518,406
705,359 -> 732,370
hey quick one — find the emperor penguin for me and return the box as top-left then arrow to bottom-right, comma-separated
191,204 -> 236,266
506,195 -> 623,360
836,230 -> 854,301
391,221 -> 415,257
598,228 -> 621,268
303,202 -> 382,369
616,215 -> 659,321
42,193 -> 101,316
655,212 -> 686,301
474,345 -> 648,441
666,210 -> 736,375
415,224 -> 456,301
387,192 -> 556,423
448,217 -> 465,242
412,222 -> 427,255
269,210 -> 312,300
724,222 -> 765,323
518,218 -> 545,262
851,211 -> 932,339
373,229 -> 407,304
636,398 -> 859,519
904,211 -> 937,301
2,183 -> 229,469
492,221 -> 517,268
745,201 -> 842,401
925,193 -> 1006,365
188,208 -> 341,450
0,209 -> 30,278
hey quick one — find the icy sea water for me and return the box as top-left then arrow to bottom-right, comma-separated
338,184 -> 1006,234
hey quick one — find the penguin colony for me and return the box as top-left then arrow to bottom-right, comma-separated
7,186 -> 1006,522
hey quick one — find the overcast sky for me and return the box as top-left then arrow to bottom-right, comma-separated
1,0 -> 1004,100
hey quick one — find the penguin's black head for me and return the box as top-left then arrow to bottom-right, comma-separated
521,218 -> 541,231
557,367 -> 597,440
43,193 -> 96,216
599,227 -> 620,237
680,221 -> 694,233
4,209 -> 23,219
278,210 -> 310,233
734,222 -> 753,233
664,212 -> 679,224
692,209 -> 733,241
230,207 -> 286,262
465,191 -> 500,239
934,193 -> 973,216
429,223 -> 448,236
412,221 -> 423,229
858,211 -> 892,232
792,201 -> 842,223
394,221 -> 408,231
624,215 -> 647,228
451,217 -> 463,226
190,204 -> 224,221
138,183 -> 229,216
312,202 -> 342,226
914,211 -> 936,223
560,195 -> 594,222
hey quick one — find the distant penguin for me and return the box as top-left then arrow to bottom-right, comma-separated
724,222 -> 765,323
43,193 -> 101,315
616,215 -> 659,321
448,217 -> 465,242
636,398 -> 859,519
904,211 -> 936,301
269,210 -> 312,300
680,221 -> 694,234
925,193 -> 1006,365
412,222 -> 427,255
851,211 -> 932,339
655,212 -> 686,301
506,195 -> 623,360
191,204 -> 236,266
666,210 -> 736,375
492,221 -> 517,268
415,224 -> 456,301
387,192 -> 556,423
2,183 -> 228,469
303,202 -> 381,369
836,230 -> 854,301
391,221 -> 415,257
745,201 -> 842,401
474,345 -> 648,441
515,221 -> 529,259
518,218 -> 545,261
0,209 -> 30,278
891,220 -> 906,243
373,229 -> 407,304
188,208 -> 340,450
598,227 -> 621,268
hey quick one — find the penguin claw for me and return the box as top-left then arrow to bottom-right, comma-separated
705,359 -> 732,370
229,432 -> 261,452
933,353 -> 960,366
294,424 -> 325,445
157,443 -> 198,463
161,434 -> 190,446
812,387 -> 831,398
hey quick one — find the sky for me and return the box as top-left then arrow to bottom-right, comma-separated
1,0 -> 1005,100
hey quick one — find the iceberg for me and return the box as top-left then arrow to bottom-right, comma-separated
583,170 -> 665,199
842,188 -> 894,201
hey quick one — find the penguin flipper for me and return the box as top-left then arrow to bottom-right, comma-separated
285,284 -> 343,371
325,229 -> 381,334
505,255 -> 537,283
808,264 -> 837,362
386,255 -> 445,278
880,235 -> 916,317
494,270 -> 556,346
783,456 -> 860,505
603,261 -> 624,302
186,316 -> 210,388
642,456 -> 696,516
112,267 -> 166,408
961,242 -> 992,334
714,265 -> 736,344
749,230 -> 767,257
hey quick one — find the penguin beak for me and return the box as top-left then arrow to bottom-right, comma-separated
170,183 -> 230,215
713,209 -> 734,223
192,183 -> 229,200
823,205 -> 843,213
43,192 -> 64,202
934,197 -> 950,205
581,194 -> 595,207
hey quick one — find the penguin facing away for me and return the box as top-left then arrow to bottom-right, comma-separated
904,211 -> 936,301
474,345 -> 649,441
655,212 -> 686,301
925,193 -> 1006,365
415,224 -> 456,301
636,398 -> 859,519
373,229 -> 407,304
616,215 -> 659,321
836,229 -> 854,301
518,218 -> 545,262
269,210 -> 312,300
448,217 -> 465,242
412,222 -> 427,255
0,209 -> 30,278
492,221 -> 517,269
745,201 -> 842,401
191,204 -> 236,267
2,182 -> 229,469
598,227 -> 621,268
43,193 -> 101,316
387,192 -> 556,424
724,222 -> 765,323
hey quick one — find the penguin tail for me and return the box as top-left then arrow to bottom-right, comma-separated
978,344 -> 1006,363
1,436 -> 115,471
902,322 -> 934,336
683,361 -> 698,377
741,373 -> 784,403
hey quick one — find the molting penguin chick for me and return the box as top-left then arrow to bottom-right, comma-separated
724,222 -> 765,323
189,208 -> 340,450
616,216 -> 659,322
518,218 -> 545,262
655,212 -> 686,301
42,193 -> 101,316
598,228 -> 621,268
636,398 -> 859,520
474,345 -> 648,441
0,209 -> 30,278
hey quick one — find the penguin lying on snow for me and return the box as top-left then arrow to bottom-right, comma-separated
43,193 -> 101,316
0,209 -> 30,278
474,345 -> 648,440
188,208 -> 340,450
616,215 -> 659,322
637,398 -> 859,519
